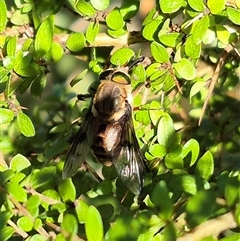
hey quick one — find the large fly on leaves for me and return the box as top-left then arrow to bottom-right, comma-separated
62,57 -> 149,195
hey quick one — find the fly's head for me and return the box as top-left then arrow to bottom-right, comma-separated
92,68 -> 132,122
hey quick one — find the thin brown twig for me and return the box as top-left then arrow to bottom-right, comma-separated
177,212 -> 238,241
198,40 -> 238,126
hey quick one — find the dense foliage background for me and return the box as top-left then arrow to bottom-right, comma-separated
0,0 -> 240,240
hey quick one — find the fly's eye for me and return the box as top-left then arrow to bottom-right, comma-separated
111,71 -> 130,85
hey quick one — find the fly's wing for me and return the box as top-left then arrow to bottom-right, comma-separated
62,109 -> 94,179
112,104 -> 147,195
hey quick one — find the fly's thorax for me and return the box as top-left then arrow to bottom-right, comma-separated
92,80 -> 132,122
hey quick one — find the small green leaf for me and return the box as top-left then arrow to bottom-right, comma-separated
30,234 -> 46,241
3,56 -> 15,69
47,41 -> 64,62
173,58 -> 196,80
61,214 -> 78,237
75,199 -> 89,223
110,48 -> 135,66
181,139 -> 200,167
142,20 -> 162,41
90,0 -> 109,11
216,25 -> 232,45
76,0 -> 96,16
30,166 -> 56,189
66,33 -> 86,52
106,8 -> 124,30
0,227 -> 14,241
108,27 -> 127,38
26,195 -> 41,217
159,33 -> 183,47
120,0 -> 140,20
6,36 -> 17,56
10,10 -> 30,25
30,73 -> 47,97
227,7 -> 240,25
160,0 -> 185,13
58,178 -> 76,202
207,0 -> 225,14
17,112 -> 35,137
151,41 -> 169,63
34,15 -> 54,59
85,206 -> 103,241
149,144 -> 167,158
189,80 -> 206,100
10,154 -> 31,173
195,150 -> 214,180
184,35 -> 201,58
150,181 -> 173,220
0,0 -> 7,32
0,108 -> 14,124
157,114 -> 175,148
149,100 -> 164,126
17,216 -> 33,232
86,21 -> 99,44
70,69 -> 89,87
5,182 -> 27,202
187,0 -> 205,11
169,175 -> 197,195
192,15 -> 209,44
186,189 -> 216,227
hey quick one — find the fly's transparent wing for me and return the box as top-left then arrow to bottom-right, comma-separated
62,109 -> 94,179
112,104 -> 147,195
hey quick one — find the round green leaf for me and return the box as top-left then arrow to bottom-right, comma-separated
159,33 -> 183,47
34,15 -> 54,59
149,144 -> 167,158
225,176 -> 239,207
30,234 -> 46,241
110,48 -> 135,66
17,112 -> 35,137
76,0 -> 96,16
180,139 -> 200,167
86,21 -> 99,44
169,175 -> 197,195
17,216 -> 33,232
157,114 -> 175,148
0,227 -> 14,241
66,33 -> 86,52
90,0 -> 109,11
184,35 -> 201,58
3,56 -> 15,69
58,178 -> 76,202
75,199 -> 89,223
6,36 -> 17,56
173,58 -> 196,80
108,27 -> 126,38
61,214 -> 78,236
227,7 -> 240,25
85,206 -> 103,241
207,0 -> 225,14
150,41 -> 169,63
216,25 -> 231,45
192,15 -> 209,44
142,20 -> 162,41
5,182 -> 27,202
187,0 -> 205,11
10,154 -> 31,173
120,0 -> 140,20
160,0 -> 185,13
106,8 -> 124,30
0,108 -> 14,124
195,150 -> 214,180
